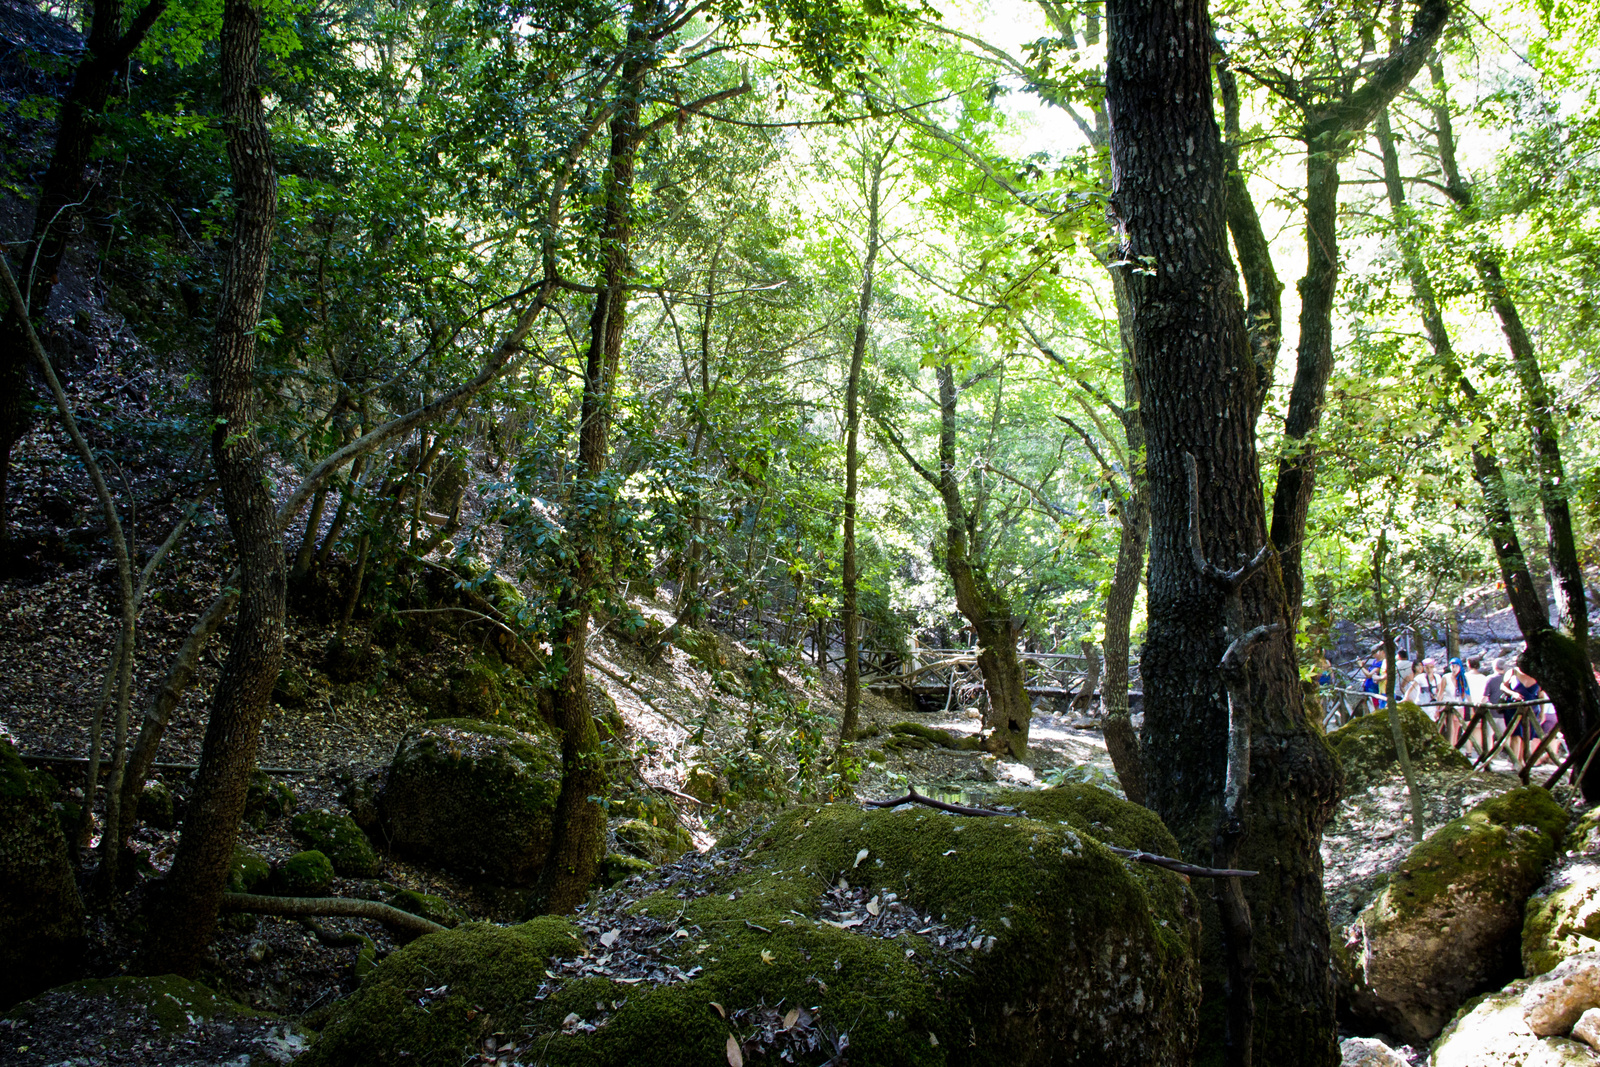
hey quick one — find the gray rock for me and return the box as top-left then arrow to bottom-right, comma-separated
1340,1036 -> 1407,1066
1525,953 -> 1600,1037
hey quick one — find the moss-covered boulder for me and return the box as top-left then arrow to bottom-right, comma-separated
883,722 -> 984,752
1524,808 -> 1600,977
137,778 -> 176,830
598,852 -> 654,887
613,818 -> 694,864
243,770 -> 297,828
387,889 -> 469,928
292,807 -> 382,877
228,845 -> 271,893
0,742 -> 84,1008
1326,702 -> 1472,790
302,784 -> 1200,1067
1343,786 -> 1569,1044
274,850 -> 335,895
379,719 -> 561,885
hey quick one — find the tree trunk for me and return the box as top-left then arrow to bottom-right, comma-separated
1104,1 -> 1342,1063
934,365 -> 1030,758
1099,470 -> 1149,805
530,0 -> 657,914
840,149 -> 886,742
1070,638 -> 1100,712
140,0 -> 282,976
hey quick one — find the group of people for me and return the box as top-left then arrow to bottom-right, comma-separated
1349,647 -> 1556,766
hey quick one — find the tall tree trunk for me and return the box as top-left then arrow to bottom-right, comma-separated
529,0 -> 655,914
140,0 -> 282,975
840,149 -> 886,742
1104,2 -> 1343,1064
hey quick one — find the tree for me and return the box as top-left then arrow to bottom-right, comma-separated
142,0 -> 284,974
839,131 -> 893,742
1105,1 -> 1342,1065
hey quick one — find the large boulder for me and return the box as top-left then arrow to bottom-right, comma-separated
1526,810 -> 1600,976
300,784 -> 1201,1067
1524,952 -> 1600,1037
1431,978 -> 1600,1066
1327,702 -> 1472,791
1343,786 -> 1569,1044
0,741 -> 84,1008
379,718 -> 561,885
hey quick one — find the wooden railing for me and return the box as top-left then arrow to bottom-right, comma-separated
864,648 -> 1140,709
1321,688 -> 1580,787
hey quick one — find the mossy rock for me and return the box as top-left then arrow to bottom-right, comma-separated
274,850 -> 335,896
599,852 -> 655,887
339,767 -> 383,832
1523,864 -> 1600,977
1344,786 -> 1569,1044
0,741 -> 84,1009
613,818 -> 694,864
1325,701 -> 1472,790
304,785 -> 1200,1067
1523,808 -> 1600,976
297,917 -> 583,1067
243,770 -> 297,828
379,719 -> 561,885
227,845 -> 271,893
272,666 -> 311,708
138,779 -> 176,830
387,889 -> 469,929
867,749 -> 887,764
292,808 -> 382,877
682,766 -> 726,806
888,722 -> 984,751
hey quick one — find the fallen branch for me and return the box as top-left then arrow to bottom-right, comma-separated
861,788 -> 1258,878
219,893 -> 447,936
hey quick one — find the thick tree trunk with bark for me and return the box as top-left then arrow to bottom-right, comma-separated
530,0 -> 657,913
141,0 -> 281,976
1105,1 -> 1342,1063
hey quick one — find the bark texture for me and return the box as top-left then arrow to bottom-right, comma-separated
141,0 -> 282,975
530,0 -> 658,913
1105,1 -> 1342,1062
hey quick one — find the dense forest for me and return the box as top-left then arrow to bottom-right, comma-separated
1,0 -> 1599,1062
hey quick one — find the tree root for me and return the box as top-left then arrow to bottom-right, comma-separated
220,893 -> 446,936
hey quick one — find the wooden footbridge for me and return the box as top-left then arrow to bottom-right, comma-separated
863,646 -> 1140,712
